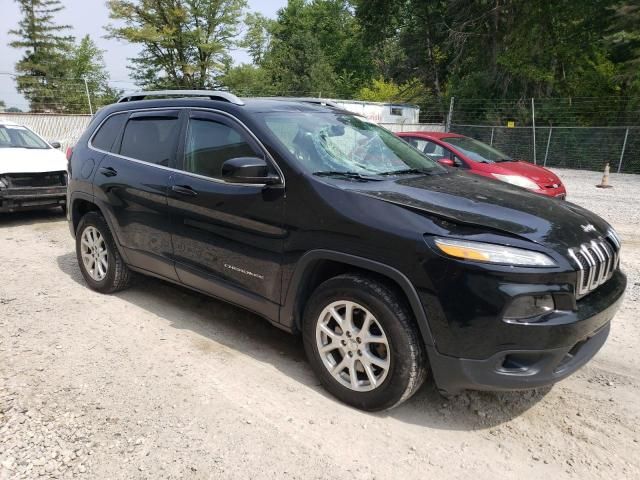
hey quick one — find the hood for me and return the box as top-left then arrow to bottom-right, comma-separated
338,171 -> 609,250
0,147 -> 67,174
496,161 -> 561,186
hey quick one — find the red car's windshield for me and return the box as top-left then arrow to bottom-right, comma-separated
443,136 -> 512,163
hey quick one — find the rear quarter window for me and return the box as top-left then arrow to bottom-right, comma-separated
91,113 -> 128,152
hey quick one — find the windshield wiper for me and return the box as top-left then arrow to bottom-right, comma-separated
313,171 -> 382,181
494,158 -> 513,163
377,168 -> 433,176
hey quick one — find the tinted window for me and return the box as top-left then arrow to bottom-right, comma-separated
91,113 -> 127,152
184,119 -> 258,179
120,116 -> 180,166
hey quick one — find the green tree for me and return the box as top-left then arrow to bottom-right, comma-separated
357,78 -> 426,103
63,35 -> 122,113
240,12 -> 275,65
219,64 -> 275,96
106,0 -> 247,89
260,0 -> 372,98
9,0 -> 73,112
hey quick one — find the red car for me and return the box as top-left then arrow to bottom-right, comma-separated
398,132 -> 567,198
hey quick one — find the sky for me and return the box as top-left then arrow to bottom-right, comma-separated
0,0 -> 285,110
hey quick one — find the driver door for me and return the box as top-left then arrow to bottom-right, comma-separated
168,110 -> 286,309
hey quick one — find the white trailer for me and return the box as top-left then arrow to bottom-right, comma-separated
329,99 -> 420,124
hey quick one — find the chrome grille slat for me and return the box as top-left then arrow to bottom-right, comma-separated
569,234 -> 620,299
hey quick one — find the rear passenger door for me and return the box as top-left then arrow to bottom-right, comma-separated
168,110 -> 286,312
92,109 -> 183,281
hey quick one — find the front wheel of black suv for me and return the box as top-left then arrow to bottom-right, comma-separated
75,211 -> 132,294
302,273 -> 427,411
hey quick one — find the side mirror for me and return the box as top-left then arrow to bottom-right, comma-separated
221,157 -> 280,185
50,141 -> 62,149
437,157 -> 455,167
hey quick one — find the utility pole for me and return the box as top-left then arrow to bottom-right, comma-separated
618,128 -> 629,173
531,98 -> 537,165
446,96 -> 455,132
83,77 -> 93,115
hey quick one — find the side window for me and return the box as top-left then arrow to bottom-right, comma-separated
119,115 -> 180,166
406,137 -> 447,157
183,118 -> 260,179
91,113 -> 127,152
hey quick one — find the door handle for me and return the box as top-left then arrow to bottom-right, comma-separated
99,166 -> 117,177
171,184 -> 198,196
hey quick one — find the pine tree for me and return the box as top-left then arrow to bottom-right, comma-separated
9,0 -> 74,112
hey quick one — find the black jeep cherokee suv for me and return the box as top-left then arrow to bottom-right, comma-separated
67,90 -> 626,411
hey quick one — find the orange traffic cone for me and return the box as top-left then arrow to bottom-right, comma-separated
596,163 -> 613,188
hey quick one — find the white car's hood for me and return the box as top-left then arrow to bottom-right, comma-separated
0,148 -> 67,174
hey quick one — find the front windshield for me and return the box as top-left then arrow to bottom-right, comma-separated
442,136 -> 512,163
258,112 -> 444,176
0,125 -> 50,150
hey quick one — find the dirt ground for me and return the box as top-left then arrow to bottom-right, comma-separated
1,168 -> 639,479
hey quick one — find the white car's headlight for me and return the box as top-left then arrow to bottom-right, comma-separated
434,238 -> 556,267
492,173 -> 539,190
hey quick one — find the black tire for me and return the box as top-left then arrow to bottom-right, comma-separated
302,273 -> 427,411
75,211 -> 132,293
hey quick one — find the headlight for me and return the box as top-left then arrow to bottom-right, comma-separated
0,177 -> 7,189
434,238 -> 556,267
492,173 -> 539,190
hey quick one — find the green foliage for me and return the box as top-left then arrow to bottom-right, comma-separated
9,0 -> 74,112
357,78 -> 426,103
10,1 -> 116,113
256,0 -> 373,98
240,12 -> 275,65
106,0 -> 247,89
219,64 -> 275,96
353,0 -> 640,124
62,36 -> 123,113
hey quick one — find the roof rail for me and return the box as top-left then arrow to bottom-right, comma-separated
262,96 -> 341,108
117,90 -> 245,106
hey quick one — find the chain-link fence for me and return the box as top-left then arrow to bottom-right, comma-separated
447,97 -> 640,173
452,125 -> 640,174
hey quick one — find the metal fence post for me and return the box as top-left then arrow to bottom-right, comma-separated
446,96 -> 455,132
83,77 -> 93,115
543,127 -> 553,167
531,98 -> 537,165
490,127 -> 494,146
617,128 -> 629,173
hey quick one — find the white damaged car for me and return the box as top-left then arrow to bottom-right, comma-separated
0,121 -> 68,213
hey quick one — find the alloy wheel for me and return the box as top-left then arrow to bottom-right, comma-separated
315,300 -> 390,392
80,226 -> 108,281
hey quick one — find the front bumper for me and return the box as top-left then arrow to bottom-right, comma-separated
0,186 -> 67,212
426,271 -> 625,394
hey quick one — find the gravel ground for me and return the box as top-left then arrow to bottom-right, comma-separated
1,169 -> 639,479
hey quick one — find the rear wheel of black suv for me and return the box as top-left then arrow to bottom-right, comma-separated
76,212 -> 132,293
302,273 -> 427,411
